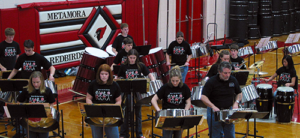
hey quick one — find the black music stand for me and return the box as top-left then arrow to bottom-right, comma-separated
81,104 -> 123,138
7,104 -> 47,138
156,115 -> 203,138
113,65 -> 120,75
0,79 -> 28,102
134,45 -> 151,56
233,111 -> 269,138
116,79 -> 147,138
1,71 -> 22,79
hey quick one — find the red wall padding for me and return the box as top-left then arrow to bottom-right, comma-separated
40,30 -> 79,45
18,8 -> 39,53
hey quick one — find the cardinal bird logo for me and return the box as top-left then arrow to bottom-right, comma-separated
94,25 -> 107,41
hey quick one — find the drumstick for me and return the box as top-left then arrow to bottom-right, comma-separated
238,61 -> 248,69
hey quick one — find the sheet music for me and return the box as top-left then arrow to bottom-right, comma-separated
293,33 -> 300,43
285,34 -> 296,43
256,37 -> 270,49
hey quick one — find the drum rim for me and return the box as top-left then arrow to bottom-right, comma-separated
256,84 -> 272,88
149,47 -> 162,54
105,44 -> 116,56
277,86 -> 294,92
85,47 -> 109,58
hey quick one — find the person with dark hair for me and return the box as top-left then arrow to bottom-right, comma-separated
206,50 -> 234,78
86,64 -> 122,138
17,71 -> 56,138
118,49 -> 154,138
112,23 -> 136,55
151,65 -> 191,138
7,39 -> 55,81
201,62 -> 242,138
230,44 -> 246,70
0,28 -> 21,71
265,55 -> 297,115
111,37 -> 133,71
166,31 -> 192,82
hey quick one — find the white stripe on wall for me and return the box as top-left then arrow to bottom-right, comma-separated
105,4 -> 122,15
40,40 -> 83,51
40,24 -> 82,34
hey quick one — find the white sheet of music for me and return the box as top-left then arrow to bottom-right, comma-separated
3,106 -> 11,118
293,33 -> 300,43
285,34 -> 296,43
256,37 -> 270,49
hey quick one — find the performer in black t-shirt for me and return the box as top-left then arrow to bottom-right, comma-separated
0,28 -> 21,117
206,50 -> 234,78
8,40 -> 55,81
111,37 -> 133,71
0,28 -> 21,71
151,66 -> 191,138
265,55 -> 297,115
86,64 -> 122,138
201,62 -> 242,138
230,44 -> 246,70
112,23 -> 136,55
118,49 -> 154,138
166,32 -> 192,82
17,71 -> 56,138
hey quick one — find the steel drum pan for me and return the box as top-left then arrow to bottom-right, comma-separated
238,46 -> 254,58
44,80 -> 57,98
190,43 -> 209,58
276,86 -> 295,123
73,47 -> 109,94
241,84 -> 259,103
158,109 -> 195,117
136,80 -> 163,105
286,44 -> 300,54
257,40 -> 278,53
191,86 -> 206,107
215,108 -> 254,123
21,107 -> 59,133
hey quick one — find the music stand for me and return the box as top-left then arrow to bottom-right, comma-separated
116,79 -> 147,138
231,71 -> 249,86
133,45 -> 152,56
113,65 -> 120,75
7,104 -> 47,138
0,79 -> 28,102
156,115 -> 203,137
232,111 -> 269,138
0,70 -> 22,79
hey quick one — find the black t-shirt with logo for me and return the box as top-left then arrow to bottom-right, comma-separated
87,81 -> 121,104
117,63 -> 150,79
167,40 -> 192,65
14,53 -> 52,79
276,67 -> 297,89
112,35 -> 136,52
156,83 -> 191,109
202,75 -> 241,109
113,49 -> 128,65
230,56 -> 246,69
0,41 -> 21,70
17,87 -> 55,104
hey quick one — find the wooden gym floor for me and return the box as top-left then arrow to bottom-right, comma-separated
1,34 -> 300,137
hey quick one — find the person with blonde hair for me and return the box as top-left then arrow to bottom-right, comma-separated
17,71 -> 55,138
86,64 -> 122,138
151,65 -> 191,138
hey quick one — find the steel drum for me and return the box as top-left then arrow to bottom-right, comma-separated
215,108 -> 254,123
136,80 -> 163,105
241,84 -> 259,103
238,46 -> 254,58
21,107 -> 59,133
44,80 -> 57,98
73,47 -> 109,94
149,47 -> 165,65
191,44 -> 201,58
191,86 -> 206,107
158,109 -> 195,117
286,44 -> 300,54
